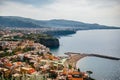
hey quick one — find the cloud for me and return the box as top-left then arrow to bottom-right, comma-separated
0,0 -> 56,7
0,0 -> 120,26
87,0 -> 120,6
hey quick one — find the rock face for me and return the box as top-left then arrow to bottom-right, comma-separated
44,30 -> 76,36
38,38 -> 59,48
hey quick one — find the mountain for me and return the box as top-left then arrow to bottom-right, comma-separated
0,16 -> 43,28
0,16 -> 120,29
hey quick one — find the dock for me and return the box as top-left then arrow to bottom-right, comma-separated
64,52 -> 120,68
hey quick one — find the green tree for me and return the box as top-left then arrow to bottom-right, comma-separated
86,71 -> 93,78
68,64 -> 72,69
78,68 -> 80,72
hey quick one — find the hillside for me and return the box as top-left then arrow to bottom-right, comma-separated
0,16 -> 120,30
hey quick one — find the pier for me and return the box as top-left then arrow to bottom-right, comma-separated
64,52 -> 120,68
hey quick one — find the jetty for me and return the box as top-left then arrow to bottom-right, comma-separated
64,52 -> 120,68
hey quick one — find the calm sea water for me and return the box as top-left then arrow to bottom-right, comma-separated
51,29 -> 120,80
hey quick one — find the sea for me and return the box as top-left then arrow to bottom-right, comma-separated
51,29 -> 120,80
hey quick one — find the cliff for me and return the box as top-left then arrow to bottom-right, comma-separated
21,33 -> 60,48
38,38 -> 59,48
44,30 -> 76,36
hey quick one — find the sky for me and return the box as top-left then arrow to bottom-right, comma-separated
0,0 -> 120,27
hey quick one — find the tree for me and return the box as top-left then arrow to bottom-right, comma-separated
68,64 -> 72,69
49,71 -> 58,79
0,46 -> 2,50
78,68 -> 80,72
86,71 -> 93,78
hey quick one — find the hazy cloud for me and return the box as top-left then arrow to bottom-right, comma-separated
0,0 -> 56,7
0,0 -> 120,26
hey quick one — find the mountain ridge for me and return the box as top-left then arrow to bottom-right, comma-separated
0,16 -> 120,29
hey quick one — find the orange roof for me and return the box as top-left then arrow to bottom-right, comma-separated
72,78 -> 83,80
16,62 -> 22,65
72,71 -> 81,75
5,62 -> 12,67
27,68 -> 36,74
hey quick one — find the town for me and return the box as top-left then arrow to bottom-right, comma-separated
0,29 -> 93,80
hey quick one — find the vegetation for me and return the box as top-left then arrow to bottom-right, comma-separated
49,71 -> 58,79
86,71 -> 93,78
0,74 -> 45,80
22,33 -> 55,40
84,70 -> 95,80
78,68 -> 80,72
0,32 -> 59,48
68,65 -> 72,69
1,16 -> 120,29
21,33 -> 59,48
